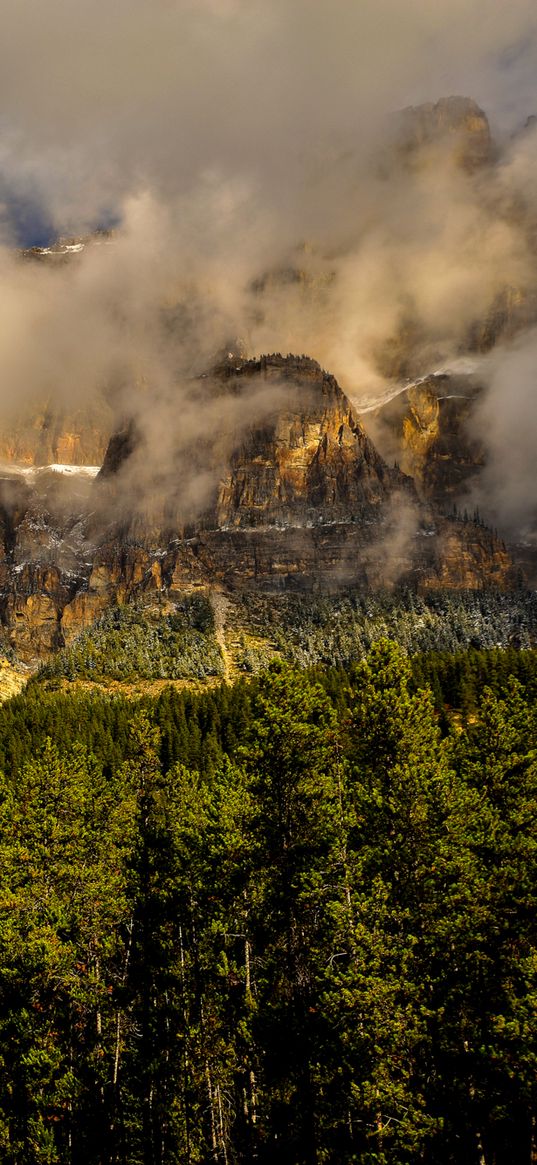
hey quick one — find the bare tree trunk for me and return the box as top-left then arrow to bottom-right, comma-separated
112,1011 -> 122,1089
206,1062 -> 218,1159
249,1069 -> 258,1128
216,1083 -> 229,1165
245,935 -> 251,996
114,919 -> 134,1088
243,894 -> 258,1138
178,924 -> 192,1164
110,916 -> 134,1164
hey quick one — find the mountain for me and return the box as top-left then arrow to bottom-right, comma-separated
0,354 -> 514,664
367,372 -> 485,504
393,95 -> 495,171
1,97 -> 536,667
0,400 -> 111,468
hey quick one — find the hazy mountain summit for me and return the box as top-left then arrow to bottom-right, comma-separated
0,96 -> 535,662
395,95 -> 494,170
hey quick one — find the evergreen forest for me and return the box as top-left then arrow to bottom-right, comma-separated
1,643 -> 537,1163
39,588 -> 537,683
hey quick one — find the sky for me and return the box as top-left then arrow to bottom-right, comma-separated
1,0 -> 537,240
0,0 -> 537,536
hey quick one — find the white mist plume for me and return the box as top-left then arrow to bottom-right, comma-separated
469,331 -> 537,539
0,1 -> 537,532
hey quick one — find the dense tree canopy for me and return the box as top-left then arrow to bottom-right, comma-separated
0,643 -> 536,1162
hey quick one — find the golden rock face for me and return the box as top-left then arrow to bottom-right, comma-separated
370,375 -> 487,508
7,590 -> 61,659
215,356 -> 394,530
417,522 -> 512,592
0,398 -> 112,469
0,356 -> 518,665
401,385 -> 441,481
60,592 -> 109,646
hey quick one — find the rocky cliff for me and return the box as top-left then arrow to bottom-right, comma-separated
368,373 -> 486,507
0,355 -> 515,664
0,400 -> 111,468
394,96 -> 495,172
214,356 -> 410,527
0,92 -> 532,664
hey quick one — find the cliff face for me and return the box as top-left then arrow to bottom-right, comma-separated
370,374 -> 487,507
0,468 -> 96,659
214,356 -> 408,528
0,355 -> 513,664
0,399 -> 111,468
394,96 -> 494,172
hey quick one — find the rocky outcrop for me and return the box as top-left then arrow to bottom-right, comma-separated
20,230 -> 114,264
468,286 -> 537,352
56,357 -> 513,630
215,356 -> 412,528
370,374 -> 486,507
394,96 -> 495,172
0,469 -> 94,661
415,519 -> 512,591
0,355 -> 518,663
0,400 -> 111,468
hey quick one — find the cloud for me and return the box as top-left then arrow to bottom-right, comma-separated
469,331 -> 537,539
0,0 -> 536,230
0,1 -> 537,537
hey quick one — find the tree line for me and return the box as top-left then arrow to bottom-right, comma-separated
39,588 -> 537,684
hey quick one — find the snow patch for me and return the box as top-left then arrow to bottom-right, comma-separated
31,242 -> 86,257
46,464 -> 100,477
355,356 -> 482,415
0,462 -> 100,480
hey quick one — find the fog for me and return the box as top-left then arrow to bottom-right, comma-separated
0,0 -> 537,535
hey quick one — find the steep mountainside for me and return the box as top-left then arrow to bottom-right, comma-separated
0,400 -> 111,467
0,355 -> 515,663
1,96 -> 535,665
394,95 -> 495,171
368,373 -> 486,505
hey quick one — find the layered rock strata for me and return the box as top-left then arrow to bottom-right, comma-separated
0,355 -> 515,663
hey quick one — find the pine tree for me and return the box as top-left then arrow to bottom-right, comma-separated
331,641 -> 487,1162
244,662 -> 340,1165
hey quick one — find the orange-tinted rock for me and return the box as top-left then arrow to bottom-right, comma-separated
0,355 -> 520,662
61,592 -> 109,644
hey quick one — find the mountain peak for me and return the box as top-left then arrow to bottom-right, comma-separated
395,95 -> 494,170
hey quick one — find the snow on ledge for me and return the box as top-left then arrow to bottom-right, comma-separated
45,464 -> 100,477
0,462 -> 101,479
